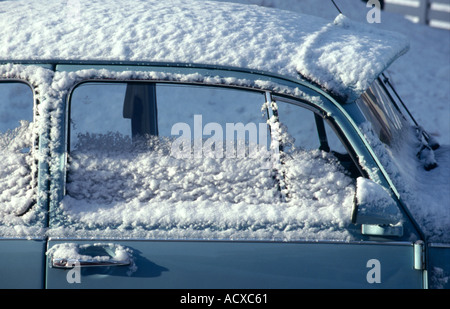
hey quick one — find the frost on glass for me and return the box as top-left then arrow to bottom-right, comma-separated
54,82 -> 358,241
0,82 -> 37,226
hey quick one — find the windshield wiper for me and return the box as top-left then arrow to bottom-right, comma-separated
381,73 -> 440,151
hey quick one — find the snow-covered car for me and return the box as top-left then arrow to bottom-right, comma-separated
0,0 -> 448,289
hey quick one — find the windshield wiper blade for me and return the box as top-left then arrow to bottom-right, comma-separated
381,73 -> 440,150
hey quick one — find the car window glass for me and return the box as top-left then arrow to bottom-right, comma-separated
70,83 -> 270,152
63,81 -> 358,240
275,99 -> 319,150
274,98 -> 360,178
274,98 -> 346,154
0,81 -> 35,220
68,82 -> 274,203
356,79 -> 407,147
0,82 -> 33,132
156,84 -> 271,156
69,82 -> 128,150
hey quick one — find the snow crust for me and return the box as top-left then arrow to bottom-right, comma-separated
49,133 -> 356,241
360,122 -> 449,242
0,65 -> 53,237
47,243 -> 129,262
355,177 -> 401,225
0,121 -> 35,217
0,121 -> 44,238
0,0 -> 408,102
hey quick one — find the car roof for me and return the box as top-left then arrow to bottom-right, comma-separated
0,0 -> 408,103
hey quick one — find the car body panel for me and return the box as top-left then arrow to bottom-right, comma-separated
46,240 -> 422,289
0,239 -> 46,288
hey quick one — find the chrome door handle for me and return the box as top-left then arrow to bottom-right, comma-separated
52,257 -> 130,268
48,243 -> 133,269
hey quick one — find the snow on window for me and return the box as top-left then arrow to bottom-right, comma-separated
50,81 -> 357,241
0,65 -> 54,237
360,121 -> 450,242
0,82 -> 40,235
0,0 -> 410,102
56,136 -> 356,240
0,121 -> 35,216
0,67 -> 361,240
357,79 -> 449,242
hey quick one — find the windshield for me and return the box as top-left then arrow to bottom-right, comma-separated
356,78 -> 408,148
356,78 -> 449,243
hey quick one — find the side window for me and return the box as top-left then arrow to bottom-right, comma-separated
0,82 -> 33,132
274,97 -> 345,153
67,82 -> 274,205
69,82 -> 129,151
64,81 -> 359,240
0,82 -> 35,219
274,97 -> 361,179
69,83 -> 270,153
156,84 -> 271,157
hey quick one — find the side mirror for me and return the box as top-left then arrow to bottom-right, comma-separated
352,177 -> 403,236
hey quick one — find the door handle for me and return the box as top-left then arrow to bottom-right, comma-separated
48,243 -> 132,269
52,257 -> 131,268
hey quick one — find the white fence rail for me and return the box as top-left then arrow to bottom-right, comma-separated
384,0 -> 450,29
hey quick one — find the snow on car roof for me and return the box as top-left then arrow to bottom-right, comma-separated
0,0 -> 408,102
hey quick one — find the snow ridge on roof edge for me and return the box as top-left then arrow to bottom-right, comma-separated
0,0 -> 410,103
293,14 -> 410,103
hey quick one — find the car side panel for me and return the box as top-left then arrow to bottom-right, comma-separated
0,240 -> 46,288
46,240 -> 422,289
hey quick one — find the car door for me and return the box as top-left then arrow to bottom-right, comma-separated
0,80 -> 47,288
45,77 -> 424,289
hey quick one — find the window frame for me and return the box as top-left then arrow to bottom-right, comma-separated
65,79 -> 367,187
272,93 -> 367,179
